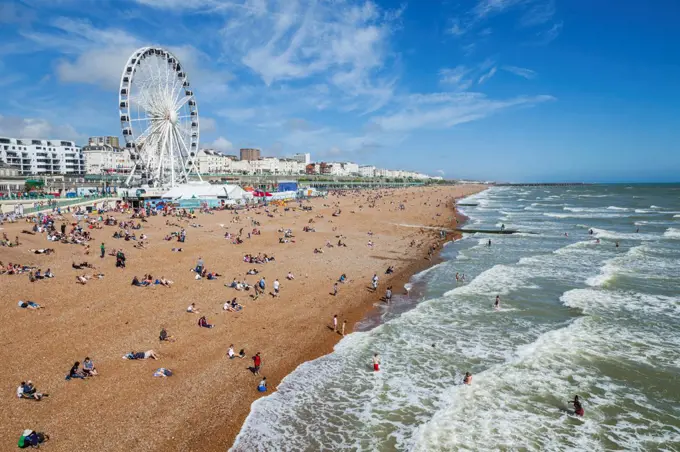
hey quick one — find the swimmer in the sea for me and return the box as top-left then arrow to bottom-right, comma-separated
494,295 -> 500,310
568,395 -> 584,416
463,372 -> 472,385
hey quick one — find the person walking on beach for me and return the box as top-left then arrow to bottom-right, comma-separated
333,314 -> 338,332
100,242 -> 105,258
273,279 -> 280,297
372,274 -> 379,290
196,257 -> 204,274
252,352 -> 262,375
385,286 -> 392,303
372,353 -> 381,372
342,320 -> 347,336
333,282 -> 338,296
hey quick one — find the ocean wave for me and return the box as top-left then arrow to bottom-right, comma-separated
561,288 -> 680,319
544,212 -> 628,219
412,317 -> 680,452
444,264 -> 540,297
663,227 -> 680,239
590,227 -> 658,241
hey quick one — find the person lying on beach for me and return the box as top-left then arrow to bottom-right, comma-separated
198,316 -> 214,328
314,248 -> 324,254
66,361 -> 86,380
159,328 -> 176,342
72,261 -> 94,270
287,272 -> 295,280
76,274 -> 90,285
171,247 -> 183,252
28,248 -> 55,255
17,381 -> 47,400
18,300 -> 43,309
385,266 -> 394,274
247,269 -> 259,275
82,357 -> 98,377
153,368 -> 172,377
123,350 -> 159,360
159,276 -> 173,287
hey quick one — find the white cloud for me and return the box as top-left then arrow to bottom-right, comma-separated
478,66 -> 497,84
502,65 -> 537,79
447,18 -> 469,37
209,136 -> 234,153
217,0 -> 400,109
473,0 -> 525,19
0,114 -> 84,141
536,22 -> 563,44
439,66 -> 474,91
370,92 -> 555,132
520,0 -> 556,27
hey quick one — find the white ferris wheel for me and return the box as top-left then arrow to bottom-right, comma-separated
119,46 -> 202,187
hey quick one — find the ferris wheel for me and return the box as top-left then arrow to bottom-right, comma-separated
119,46 -> 201,187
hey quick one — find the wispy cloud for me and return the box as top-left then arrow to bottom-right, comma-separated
447,18 -> 469,37
439,66 -> 474,91
370,92 -> 555,132
520,0 -> 556,27
478,66 -> 497,84
502,65 -> 537,79
535,22 -> 563,44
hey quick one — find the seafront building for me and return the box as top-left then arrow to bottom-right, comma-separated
1,132 -> 437,180
239,148 -> 261,161
82,136 -> 134,175
0,136 -> 84,176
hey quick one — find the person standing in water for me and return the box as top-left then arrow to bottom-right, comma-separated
487,239 -> 491,247
372,353 -> 381,372
463,372 -> 472,385
333,314 -> 338,332
568,395 -> 584,416
494,295 -> 501,310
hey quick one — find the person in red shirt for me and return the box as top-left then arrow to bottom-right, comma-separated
252,352 -> 262,375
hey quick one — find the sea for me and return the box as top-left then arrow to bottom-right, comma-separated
231,185 -> 680,452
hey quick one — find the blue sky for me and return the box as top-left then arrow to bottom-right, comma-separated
0,0 -> 679,182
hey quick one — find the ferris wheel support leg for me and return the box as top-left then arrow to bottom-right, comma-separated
126,162 -> 137,186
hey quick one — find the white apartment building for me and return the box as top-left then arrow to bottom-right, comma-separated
82,145 -> 133,174
341,162 -> 359,176
0,136 -> 84,175
359,165 -> 376,177
195,149 -> 238,174
291,153 -> 311,165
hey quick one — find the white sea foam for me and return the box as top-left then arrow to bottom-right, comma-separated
663,227 -> 680,239
412,317 -> 680,451
561,288 -> 680,319
444,264 -> 540,297
590,227 -> 658,241
545,212 -> 627,219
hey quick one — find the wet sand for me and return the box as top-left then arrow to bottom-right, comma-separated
0,184 -> 485,451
